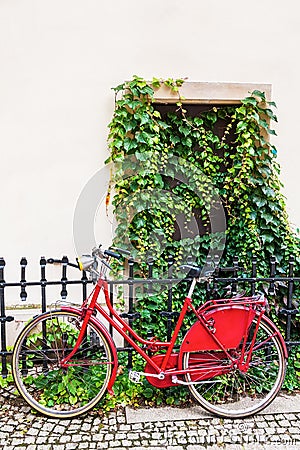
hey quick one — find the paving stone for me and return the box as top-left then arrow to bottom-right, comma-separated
2,426 -> 14,432
256,420 -> 268,428
106,448 -> 124,450
276,427 -> 288,434
92,434 -> 104,441
167,447 -> 184,450
42,423 -> 56,432
121,439 -> 132,447
81,423 -> 92,432
118,424 -> 131,431
284,413 -> 298,420
24,436 -> 37,444
73,434 -> 88,442
264,427 -> 276,434
66,444 -> 79,450
186,446 -> 206,450
278,419 -> 291,427
3,387 -> 300,450
95,444 -> 108,449
53,425 -> 67,435
104,433 -> 115,441
109,441 -> 121,447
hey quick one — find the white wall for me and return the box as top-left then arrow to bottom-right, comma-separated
1,0 -> 299,291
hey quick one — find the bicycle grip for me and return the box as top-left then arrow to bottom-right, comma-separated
104,249 -> 121,260
110,247 -> 131,256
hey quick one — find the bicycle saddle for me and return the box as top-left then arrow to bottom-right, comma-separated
180,265 -> 202,278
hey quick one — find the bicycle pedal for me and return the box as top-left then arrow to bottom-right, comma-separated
128,370 -> 142,384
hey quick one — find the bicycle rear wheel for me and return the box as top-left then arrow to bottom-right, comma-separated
182,316 -> 286,418
12,310 -> 114,418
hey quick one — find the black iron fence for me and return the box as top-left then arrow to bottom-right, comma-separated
1,254 -> 300,378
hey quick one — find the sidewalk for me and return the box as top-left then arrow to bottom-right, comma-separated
1,387 -> 300,449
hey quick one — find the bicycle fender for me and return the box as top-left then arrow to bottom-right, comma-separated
61,306 -> 118,395
179,306 -> 256,355
179,308 -> 289,364
259,314 -> 288,358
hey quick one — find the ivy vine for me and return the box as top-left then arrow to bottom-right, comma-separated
107,75 -> 300,274
105,75 -> 300,391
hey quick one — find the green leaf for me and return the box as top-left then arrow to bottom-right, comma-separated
175,78 -> 185,87
251,90 -> 266,100
135,131 -> 149,144
268,129 -> 277,135
153,173 -> 164,187
152,77 -> 161,88
179,125 -> 190,137
142,85 -> 154,96
268,101 -> 277,108
69,395 -> 78,405
134,111 -> 151,125
206,111 -> 217,123
124,120 -> 137,132
236,121 -> 248,132
124,137 -> 138,152
259,118 -> 269,129
242,97 -> 257,106
261,234 -> 274,244
143,387 -> 154,399
128,100 -> 141,110
266,243 -> 275,254
194,117 -> 203,126
134,217 -> 146,228
182,137 -> 193,147
264,108 -> 278,122
170,135 -> 180,145
251,111 -> 260,122
262,213 -> 274,224
112,83 -> 125,92
237,106 -> 247,115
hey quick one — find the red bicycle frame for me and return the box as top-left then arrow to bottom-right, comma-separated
60,275 -> 288,390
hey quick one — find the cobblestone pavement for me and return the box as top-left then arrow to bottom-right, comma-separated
1,388 -> 300,449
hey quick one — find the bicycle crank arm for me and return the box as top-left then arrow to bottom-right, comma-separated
171,376 -> 223,386
129,370 -> 165,384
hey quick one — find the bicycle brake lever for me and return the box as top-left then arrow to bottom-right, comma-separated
100,259 -> 113,270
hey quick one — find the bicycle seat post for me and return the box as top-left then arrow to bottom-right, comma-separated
187,277 -> 197,299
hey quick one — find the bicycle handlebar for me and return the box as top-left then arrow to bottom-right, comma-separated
47,247 -> 244,280
47,258 -> 79,269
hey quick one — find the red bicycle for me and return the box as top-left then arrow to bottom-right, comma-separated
12,246 -> 287,418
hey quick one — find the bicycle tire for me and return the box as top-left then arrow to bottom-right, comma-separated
182,316 -> 286,418
12,310 -> 114,418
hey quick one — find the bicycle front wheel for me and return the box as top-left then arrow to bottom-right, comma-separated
12,310 -> 114,418
182,316 -> 286,418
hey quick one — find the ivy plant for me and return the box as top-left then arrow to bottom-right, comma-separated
107,75 -> 299,268
106,75 -> 300,339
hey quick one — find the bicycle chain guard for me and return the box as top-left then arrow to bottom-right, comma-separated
144,354 -> 179,388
